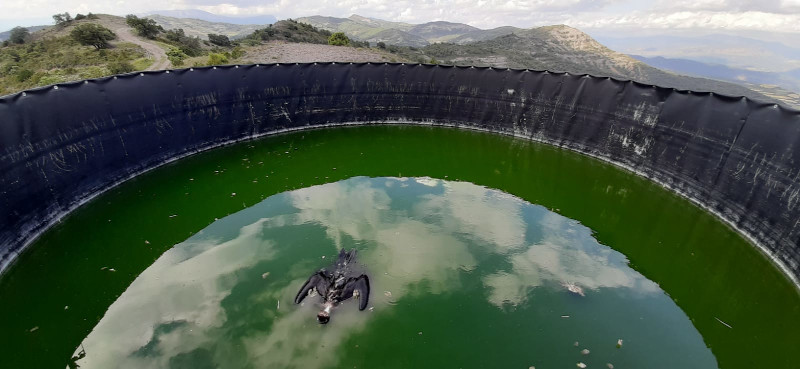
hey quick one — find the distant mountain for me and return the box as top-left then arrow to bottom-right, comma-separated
298,14 -> 507,46
418,25 -> 783,105
145,15 -> 262,40
449,26 -> 520,44
632,55 -> 800,93
364,29 -> 429,48
0,25 -> 48,41
408,21 -> 479,42
142,9 -> 276,25
595,33 -> 800,73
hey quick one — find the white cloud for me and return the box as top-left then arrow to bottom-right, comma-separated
2,0 -> 799,34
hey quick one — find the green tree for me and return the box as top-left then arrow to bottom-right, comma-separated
70,23 -> 116,49
9,27 -> 29,44
74,14 -> 87,20
207,33 -> 231,47
87,13 -> 99,20
52,12 -> 72,26
165,29 -> 203,56
125,15 -> 161,39
166,47 -> 188,66
327,32 -> 350,46
207,53 -> 228,66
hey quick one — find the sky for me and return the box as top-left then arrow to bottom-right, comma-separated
3,0 -> 800,34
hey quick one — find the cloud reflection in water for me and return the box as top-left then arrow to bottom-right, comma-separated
73,177 -> 665,368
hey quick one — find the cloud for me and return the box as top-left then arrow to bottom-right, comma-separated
568,10 -> 800,32
2,0 -> 799,34
482,212 -> 661,308
71,177 -> 671,368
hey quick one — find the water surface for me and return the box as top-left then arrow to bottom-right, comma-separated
0,126 -> 797,368
73,177 -> 716,369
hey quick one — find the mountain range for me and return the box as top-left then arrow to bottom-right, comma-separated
142,9 -> 276,25
294,15 -> 789,105
297,15 -> 523,47
3,11 -> 796,108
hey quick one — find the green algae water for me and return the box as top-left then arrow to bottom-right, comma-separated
0,126 -> 798,368
70,176 -> 716,369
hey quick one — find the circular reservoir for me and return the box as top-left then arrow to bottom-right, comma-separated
0,126 -> 797,368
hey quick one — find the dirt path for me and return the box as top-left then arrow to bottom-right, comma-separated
115,27 -> 170,71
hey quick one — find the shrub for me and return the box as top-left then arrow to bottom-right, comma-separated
207,53 -> 228,66
230,46 -> 245,59
207,33 -> 231,47
70,23 -> 116,49
74,14 -> 87,20
15,69 -> 34,82
327,32 -> 350,46
125,15 -> 161,39
166,47 -> 188,66
87,13 -> 99,20
108,61 -> 135,74
377,42 -> 386,49
53,12 -> 73,26
165,29 -> 203,56
9,27 -> 30,44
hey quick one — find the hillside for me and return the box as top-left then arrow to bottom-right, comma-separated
389,25 -> 786,106
146,15 -> 262,40
632,55 -> 800,94
298,14 -> 520,47
0,26 -> 49,41
0,15 -> 153,96
142,9 -> 276,25
2,13 -> 794,108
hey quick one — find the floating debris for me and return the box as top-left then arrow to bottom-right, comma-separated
231,192 -> 237,196
169,214 -> 177,218
562,282 -> 585,297
29,326 -> 39,333
529,366 -> 535,369
64,306 -> 69,310
561,315 -> 570,318
581,349 -> 590,355
574,341 -> 579,347
577,363 -> 586,368
607,364 -> 614,369
418,331 -> 423,335
616,339 -> 623,348
100,267 -> 107,271
715,317 -> 733,329
261,272 -> 270,279
108,268 -> 116,272
368,307 -> 374,312
321,255 -> 326,259
277,300 -> 280,310
384,291 -> 392,298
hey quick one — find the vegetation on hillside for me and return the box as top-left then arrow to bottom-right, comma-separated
125,15 -> 162,39
8,27 -> 29,45
0,33 -> 147,95
328,32 -> 350,46
70,23 -> 116,49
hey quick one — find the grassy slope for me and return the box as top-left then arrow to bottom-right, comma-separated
0,17 -> 149,96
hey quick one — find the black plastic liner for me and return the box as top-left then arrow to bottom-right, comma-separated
1,63 -> 799,284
